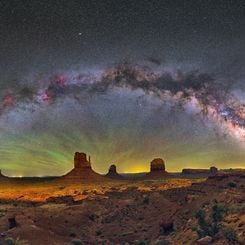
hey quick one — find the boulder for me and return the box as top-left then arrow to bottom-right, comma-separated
196,236 -> 212,244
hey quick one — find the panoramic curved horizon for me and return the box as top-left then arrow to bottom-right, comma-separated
0,0 -> 245,177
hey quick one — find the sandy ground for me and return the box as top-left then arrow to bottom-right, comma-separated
0,178 -> 203,203
0,175 -> 244,245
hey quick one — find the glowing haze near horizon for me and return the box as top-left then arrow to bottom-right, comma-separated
0,1 -> 245,176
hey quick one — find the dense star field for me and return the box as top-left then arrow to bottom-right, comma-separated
0,0 -> 244,176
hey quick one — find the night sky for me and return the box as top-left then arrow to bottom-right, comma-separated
0,0 -> 244,177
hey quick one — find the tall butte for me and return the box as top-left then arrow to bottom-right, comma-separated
145,158 -> 168,179
63,152 -> 105,181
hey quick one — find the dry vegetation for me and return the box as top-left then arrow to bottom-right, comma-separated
0,175 -> 244,245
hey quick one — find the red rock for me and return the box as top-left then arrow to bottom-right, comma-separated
196,236 -> 212,244
145,158 -> 168,179
105,165 -> 124,179
74,152 -> 91,169
150,158 -> 166,172
62,152 -> 106,182
182,166 -> 218,176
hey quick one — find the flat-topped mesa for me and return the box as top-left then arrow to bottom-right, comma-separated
74,152 -> 91,169
182,166 -> 218,176
105,164 -> 124,179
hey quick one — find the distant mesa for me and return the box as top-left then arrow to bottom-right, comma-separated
210,166 -> 218,175
105,164 -> 124,179
0,169 -> 6,177
62,152 -> 105,181
145,158 -> 168,178
182,166 -> 218,176
0,170 -> 3,177
0,169 -> 7,180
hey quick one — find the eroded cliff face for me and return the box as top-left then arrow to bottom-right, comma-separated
150,158 -> 166,172
62,152 -> 105,181
74,152 -> 91,169
145,158 -> 168,179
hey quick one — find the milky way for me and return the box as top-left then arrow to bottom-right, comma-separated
0,61 -> 244,176
1,63 -> 244,141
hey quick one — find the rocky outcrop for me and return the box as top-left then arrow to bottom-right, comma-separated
145,158 -> 168,179
105,165 -> 124,179
62,152 -> 105,182
182,166 -> 218,176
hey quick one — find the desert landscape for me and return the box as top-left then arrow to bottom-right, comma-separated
1,1 -> 245,245
0,152 -> 244,245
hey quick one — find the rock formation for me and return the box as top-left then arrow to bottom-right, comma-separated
73,152 -> 91,169
0,169 -> 7,179
145,158 -> 168,179
62,152 -> 105,182
150,158 -> 166,172
210,166 -> 218,175
105,164 -> 124,179
182,166 -> 218,176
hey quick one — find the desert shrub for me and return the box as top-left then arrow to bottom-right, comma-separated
195,209 -> 210,237
0,209 -> 6,217
71,239 -> 84,245
135,241 -> 148,245
227,182 -> 237,188
154,239 -> 171,245
195,204 -> 227,238
143,195 -> 149,204
229,203 -> 245,213
194,203 -> 240,243
212,204 -> 227,222
5,238 -> 15,245
223,228 -> 237,244
69,232 -> 77,237
95,229 -> 102,236
4,237 -> 27,245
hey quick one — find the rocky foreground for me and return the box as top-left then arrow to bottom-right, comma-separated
0,174 -> 244,245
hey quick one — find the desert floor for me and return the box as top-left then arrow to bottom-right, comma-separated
0,175 -> 244,245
